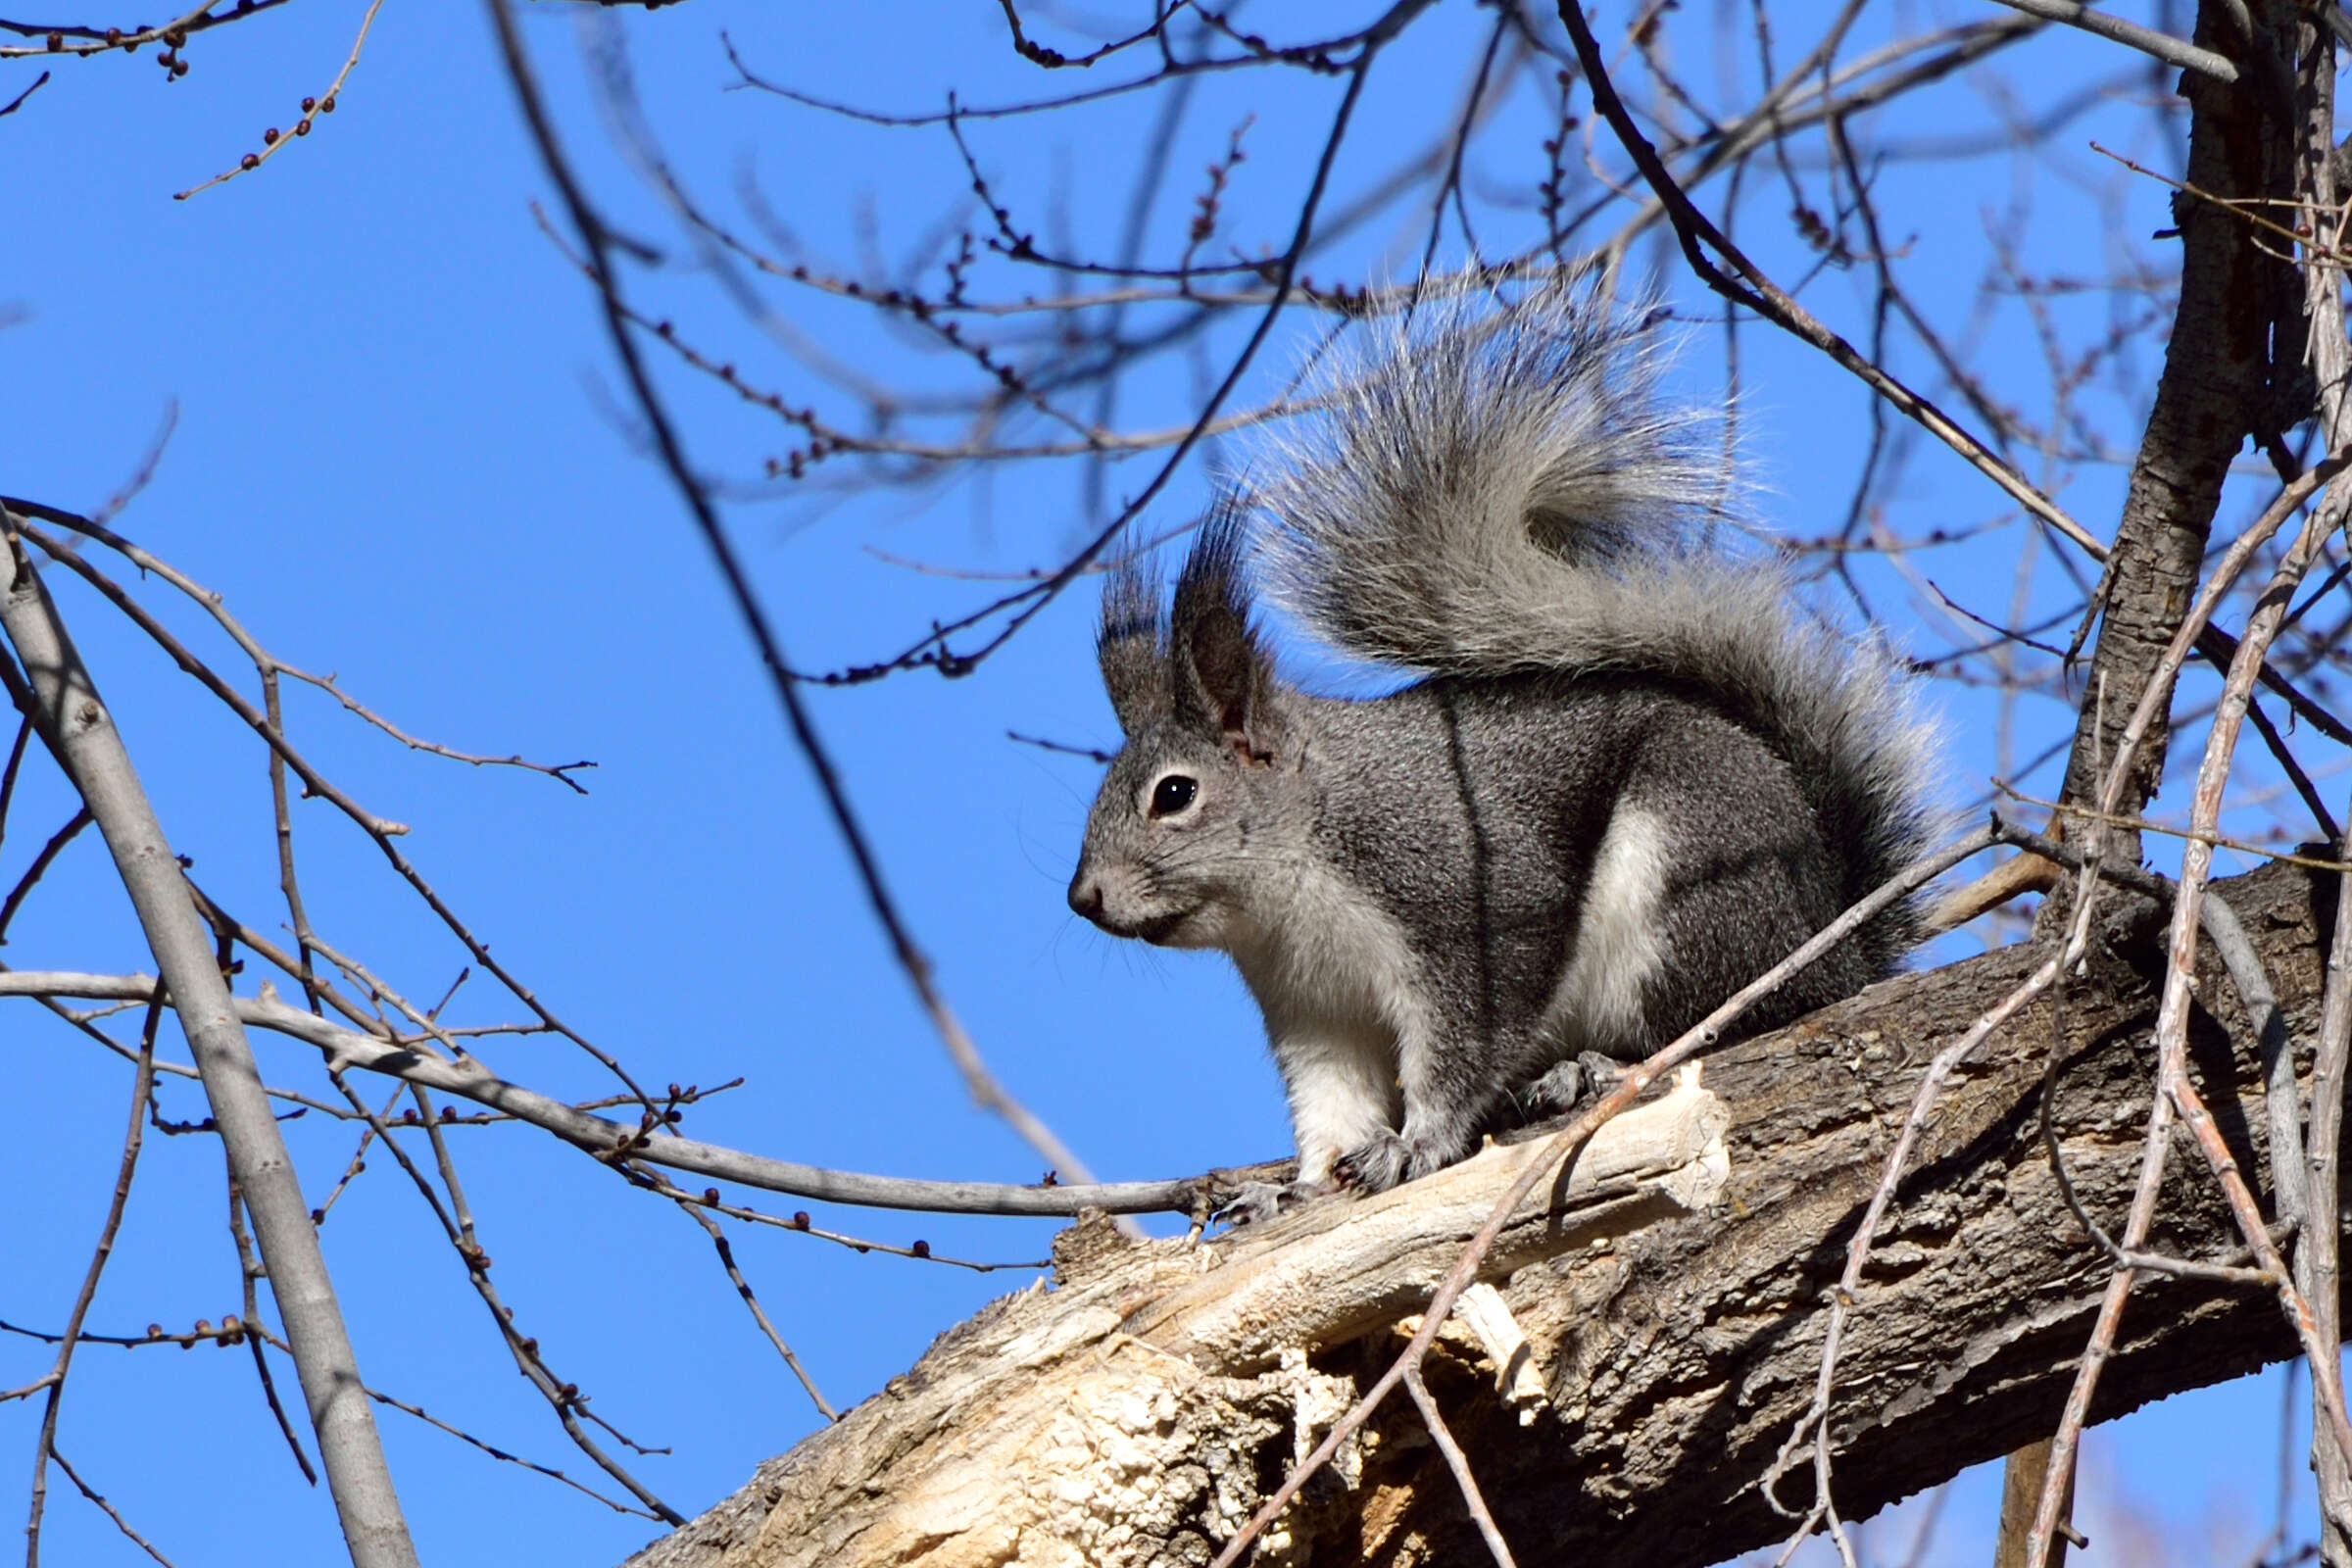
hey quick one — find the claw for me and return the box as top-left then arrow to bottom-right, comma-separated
1576,1050 -> 1632,1095
1520,1052 -> 1636,1118
1212,1178 -> 1327,1227
1334,1130 -> 1411,1194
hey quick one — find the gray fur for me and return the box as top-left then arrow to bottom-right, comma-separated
1067,282 -> 1942,1216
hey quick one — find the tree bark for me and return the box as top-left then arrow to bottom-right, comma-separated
2052,0 -> 2298,862
618,858 -> 2342,1568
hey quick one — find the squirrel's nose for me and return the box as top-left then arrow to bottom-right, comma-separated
1068,873 -> 1104,922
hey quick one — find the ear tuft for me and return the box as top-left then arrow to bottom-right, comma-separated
1098,547 -> 1168,733
1171,502 -> 1285,754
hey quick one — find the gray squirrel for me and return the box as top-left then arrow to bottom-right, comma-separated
1065,281 -> 1940,1219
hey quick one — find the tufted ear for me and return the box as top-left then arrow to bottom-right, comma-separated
1097,550 -> 1168,734
1170,504 -> 1288,760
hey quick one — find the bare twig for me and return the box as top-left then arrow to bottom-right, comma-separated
1555,0 -> 2104,562
0,969 -> 1210,1216
47,1448 -> 176,1568
0,0 -> 286,60
1401,1365 -> 1519,1568
664,1192 -> 839,1421
2288,66 -> 2352,1547
172,0 -> 386,201
319,1071 -> 681,1523
24,1001 -> 157,1568
2114,375 -> 2352,1553
1764,948 -> 2065,1546
0,804 -> 87,942
364,1389 -> 657,1519
227,1176 -> 318,1486
1981,0 -> 2237,81
483,0 -> 1126,1219
6,509 -> 660,1113
2019,402 -> 2352,1568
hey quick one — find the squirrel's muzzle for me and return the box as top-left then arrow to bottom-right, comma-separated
1068,859 -> 1185,944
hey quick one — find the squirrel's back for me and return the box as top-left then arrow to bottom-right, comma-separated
1252,280 -> 1942,967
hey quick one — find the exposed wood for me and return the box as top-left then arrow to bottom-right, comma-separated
624,859 -> 2337,1568
1926,850 -> 2060,937
1993,1439 -> 2074,1568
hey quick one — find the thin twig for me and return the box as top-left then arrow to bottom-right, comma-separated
2021,459 -> 2352,1568
1982,0 -> 2237,81
482,0 -> 1130,1218
8,510 -> 663,1112
1401,1365 -> 1518,1568
665,1194 -> 839,1421
47,1448 -> 176,1568
1555,0 -> 2104,561
1763,949 -> 2063,1543
2131,469 -> 2352,1484
172,0 -> 386,200
0,804 -> 87,942
24,1000 -> 158,1568
0,969 -> 1211,1216
320,1071 -> 681,1523
1995,785 -> 2352,874
364,1389 -> 657,1519
227,1177 -> 318,1486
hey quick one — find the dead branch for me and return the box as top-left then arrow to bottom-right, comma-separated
620,857 -> 2344,1568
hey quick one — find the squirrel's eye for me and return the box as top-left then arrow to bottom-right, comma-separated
1150,775 -> 1199,817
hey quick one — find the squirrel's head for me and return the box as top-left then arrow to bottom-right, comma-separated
1068,510 -> 1310,951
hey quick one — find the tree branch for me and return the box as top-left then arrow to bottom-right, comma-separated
617,857 -> 2346,1568
0,526 -> 420,1567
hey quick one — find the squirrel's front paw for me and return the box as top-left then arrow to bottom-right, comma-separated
1339,1126 -> 1481,1191
1334,1131 -> 1412,1194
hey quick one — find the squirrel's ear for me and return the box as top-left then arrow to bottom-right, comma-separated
1171,505 -> 1287,759
1098,552 -> 1167,734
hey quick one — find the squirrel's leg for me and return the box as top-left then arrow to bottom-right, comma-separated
1271,1029 -> 1400,1193
1398,1031 -> 1505,1184
1334,1020 -> 1494,1193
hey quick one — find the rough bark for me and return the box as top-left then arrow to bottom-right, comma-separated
619,858 -> 2341,1568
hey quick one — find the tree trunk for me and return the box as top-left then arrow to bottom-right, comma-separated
623,858 -> 2335,1568
2050,0 -> 2296,865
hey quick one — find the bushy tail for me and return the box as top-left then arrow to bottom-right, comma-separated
1252,278 -> 1942,959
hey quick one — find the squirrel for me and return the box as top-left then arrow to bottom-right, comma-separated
1065,280 -> 1942,1220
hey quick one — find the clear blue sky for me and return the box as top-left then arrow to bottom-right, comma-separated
0,1 -> 2328,1564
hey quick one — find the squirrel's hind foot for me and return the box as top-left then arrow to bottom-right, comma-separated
1521,1052 -> 1635,1117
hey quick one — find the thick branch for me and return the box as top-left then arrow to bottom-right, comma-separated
621,858 -> 2344,1568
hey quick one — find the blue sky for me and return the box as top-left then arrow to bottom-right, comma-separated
0,1 -> 2333,1564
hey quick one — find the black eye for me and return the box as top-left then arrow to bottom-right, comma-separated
1150,775 -> 1199,816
